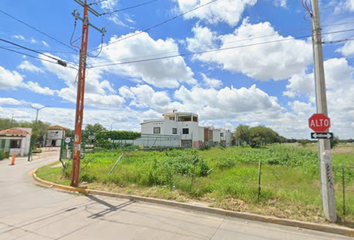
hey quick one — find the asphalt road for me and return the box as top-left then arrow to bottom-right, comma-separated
0,152 -> 351,240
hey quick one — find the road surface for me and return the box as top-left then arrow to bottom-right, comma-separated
0,152 -> 351,240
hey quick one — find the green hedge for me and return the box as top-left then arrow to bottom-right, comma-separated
95,130 -> 141,148
0,149 -> 4,160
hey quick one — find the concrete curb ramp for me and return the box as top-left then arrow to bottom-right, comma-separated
32,169 -> 354,238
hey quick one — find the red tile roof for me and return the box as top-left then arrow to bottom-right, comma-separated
48,125 -> 69,130
0,128 -> 31,136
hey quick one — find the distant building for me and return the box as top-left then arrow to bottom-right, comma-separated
140,110 -> 234,148
44,125 -> 68,147
0,127 -> 31,157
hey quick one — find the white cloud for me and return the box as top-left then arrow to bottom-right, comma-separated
273,0 -> 287,8
187,19 -> 313,81
119,84 -> 171,111
0,66 -> 23,89
200,73 -> 222,88
173,0 -> 257,27
337,40 -> 354,57
333,0 -> 354,13
20,81 -> 58,96
284,58 -> 354,138
18,61 -> 44,73
173,84 -> 281,120
0,97 -> 23,106
96,32 -> 196,88
12,35 -> 25,40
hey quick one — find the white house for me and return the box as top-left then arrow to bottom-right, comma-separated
44,125 -> 68,147
141,110 -> 234,148
0,127 -> 31,157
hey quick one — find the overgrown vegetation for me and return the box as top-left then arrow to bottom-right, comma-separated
37,143 -> 354,225
234,124 -> 286,147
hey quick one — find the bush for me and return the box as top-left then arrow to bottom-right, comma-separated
0,149 -> 5,160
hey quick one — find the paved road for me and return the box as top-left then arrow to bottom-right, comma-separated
0,153 -> 351,240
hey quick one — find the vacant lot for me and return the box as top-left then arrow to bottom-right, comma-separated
37,143 -> 354,226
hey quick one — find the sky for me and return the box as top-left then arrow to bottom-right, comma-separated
0,0 -> 354,139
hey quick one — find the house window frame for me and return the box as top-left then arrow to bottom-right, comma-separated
172,128 -> 177,134
153,127 -> 161,134
182,128 -> 189,134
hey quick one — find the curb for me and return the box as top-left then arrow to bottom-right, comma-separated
32,169 -> 354,238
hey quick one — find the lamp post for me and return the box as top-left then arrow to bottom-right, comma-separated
31,105 -> 47,123
28,105 -> 47,161
110,122 -> 117,131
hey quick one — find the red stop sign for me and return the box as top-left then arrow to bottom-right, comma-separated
308,114 -> 330,132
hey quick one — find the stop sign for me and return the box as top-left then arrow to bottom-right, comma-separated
308,114 -> 330,132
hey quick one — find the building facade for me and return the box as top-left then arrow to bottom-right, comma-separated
44,125 -> 68,147
140,110 -> 234,148
0,128 -> 31,157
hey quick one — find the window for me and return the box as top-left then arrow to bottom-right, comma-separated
153,127 -> 161,134
182,128 -> 189,134
10,140 -> 21,148
172,128 -> 177,134
220,133 -> 224,137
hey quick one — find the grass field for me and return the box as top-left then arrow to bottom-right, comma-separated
36,143 -> 354,226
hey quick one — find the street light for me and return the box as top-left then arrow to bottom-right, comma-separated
30,105 -> 47,123
28,105 -> 47,161
110,122 -> 117,130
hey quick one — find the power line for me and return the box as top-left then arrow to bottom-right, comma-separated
89,28 -> 354,68
0,46 -> 76,69
91,0 -> 220,52
0,38 -> 64,62
0,9 -> 77,53
102,0 -> 161,14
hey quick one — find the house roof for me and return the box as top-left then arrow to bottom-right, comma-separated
0,128 -> 31,136
48,125 -> 69,130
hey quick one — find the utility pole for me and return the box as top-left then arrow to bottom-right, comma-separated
71,0 -> 105,187
310,0 -> 336,222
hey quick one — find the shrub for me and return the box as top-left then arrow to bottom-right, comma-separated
0,149 -> 5,160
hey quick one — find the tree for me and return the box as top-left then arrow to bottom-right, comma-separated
19,120 -> 50,146
234,125 -> 250,145
330,136 -> 340,149
85,123 -> 106,132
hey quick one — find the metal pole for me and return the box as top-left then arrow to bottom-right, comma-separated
310,0 -> 336,222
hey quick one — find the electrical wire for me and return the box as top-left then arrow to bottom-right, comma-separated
102,0 -> 161,14
88,28 -> 354,69
90,0 -> 220,52
0,9 -> 77,53
0,46 -> 77,70
0,37 -> 64,62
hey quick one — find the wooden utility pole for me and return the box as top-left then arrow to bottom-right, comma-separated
71,0 -> 105,187
310,0 -> 336,222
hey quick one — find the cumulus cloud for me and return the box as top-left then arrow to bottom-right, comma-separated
18,61 -> 44,73
119,84 -> 171,111
337,40 -> 354,57
187,20 -> 313,81
20,81 -> 58,96
95,32 -> 196,88
201,73 -> 222,88
284,58 -> 354,138
173,0 -> 257,26
173,84 -> 281,120
0,66 -> 23,89
0,97 -> 23,106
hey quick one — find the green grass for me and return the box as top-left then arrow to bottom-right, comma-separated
37,143 -> 354,225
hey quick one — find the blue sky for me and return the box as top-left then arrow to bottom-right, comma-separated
0,0 -> 354,139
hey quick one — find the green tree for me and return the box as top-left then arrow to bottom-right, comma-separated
330,136 -> 340,149
85,123 -> 106,132
19,120 -> 50,146
248,126 -> 282,148
234,125 -> 250,145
